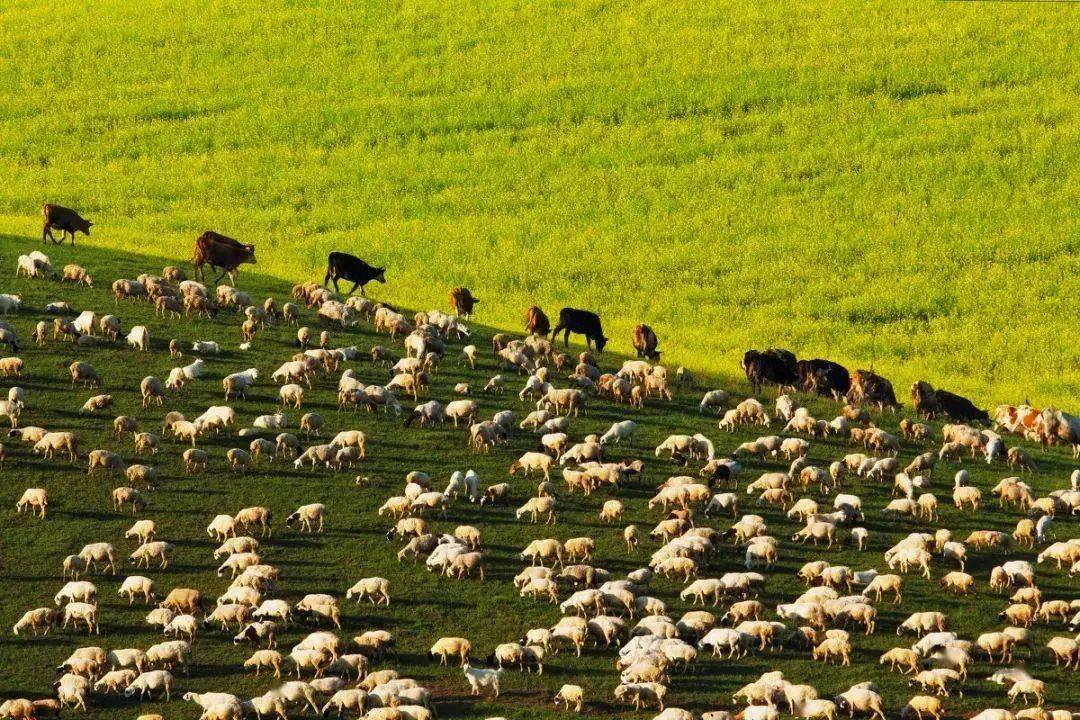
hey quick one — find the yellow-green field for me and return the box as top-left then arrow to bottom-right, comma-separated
0,0 -> 1077,406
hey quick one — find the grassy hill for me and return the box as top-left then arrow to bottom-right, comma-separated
0,240 -> 1077,720
0,1 -> 1077,406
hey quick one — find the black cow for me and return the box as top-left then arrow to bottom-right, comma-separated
324,252 -> 386,296
192,231 -> 256,286
935,389 -> 989,424
42,204 -> 92,245
796,359 -> 851,399
551,308 -> 608,353
742,348 -> 798,393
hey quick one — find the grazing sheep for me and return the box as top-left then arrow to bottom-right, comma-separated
429,636 -> 472,666
127,325 -> 150,351
15,488 -> 47,518
285,503 -> 326,533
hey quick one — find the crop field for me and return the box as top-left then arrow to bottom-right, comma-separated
0,240 -> 1076,720
0,1 -> 1077,406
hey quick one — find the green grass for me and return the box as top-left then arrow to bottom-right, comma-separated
0,1 -> 1077,406
0,239 -> 1076,720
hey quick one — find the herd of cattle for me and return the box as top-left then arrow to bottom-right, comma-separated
0,215 -> 1076,720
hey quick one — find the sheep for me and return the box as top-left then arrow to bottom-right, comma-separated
57,263 -> 89,284
835,687 -> 886,720
346,577 -> 391,606
881,647 -> 922,674
78,542 -> 117,575
62,601 -> 100,634
813,636 -> 852,666
0,293 -> 23,315
516,496 -> 557,525
429,636 -> 472,666
81,393 -> 113,413
1007,678 -> 1045,706
863,574 -> 903,604
15,488 -> 47,518
939,571 -> 974,594
0,357 -> 24,378
223,368 -> 259,400
1045,636 -> 1079,668
614,682 -> 668,711
552,683 -> 584,712
94,669 -> 138,694
11,607 -> 58,635
163,612 -> 199,641
977,631 -> 1017,664
160,587 -> 203,614
294,594 -> 341,628
235,506 -> 273,537
122,324 -> 150,352
900,696 -> 943,720
118,576 -> 156,605
62,555 -> 88,580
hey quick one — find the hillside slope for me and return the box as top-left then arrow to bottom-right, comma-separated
0,0 -> 1076,405
0,241 -> 1077,720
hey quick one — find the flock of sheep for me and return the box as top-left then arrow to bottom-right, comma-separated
0,246 -> 1078,720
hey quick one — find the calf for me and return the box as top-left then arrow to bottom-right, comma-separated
192,231 -> 256,285
633,324 -> 661,361
323,252 -> 385,296
551,308 -> 608,352
42,204 -> 92,245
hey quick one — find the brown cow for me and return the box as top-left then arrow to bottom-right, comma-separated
42,204 -> 92,245
847,369 -> 901,412
525,306 -> 550,337
633,324 -> 661,361
192,231 -> 256,286
450,287 -> 479,317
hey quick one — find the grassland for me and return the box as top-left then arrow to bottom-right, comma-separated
0,1 -> 1077,406
0,239 -> 1076,720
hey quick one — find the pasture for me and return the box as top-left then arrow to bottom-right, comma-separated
0,238 -> 1076,720
0,1 -> 1077,405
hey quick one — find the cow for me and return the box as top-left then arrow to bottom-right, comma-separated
192,231 -> 256,286
323,252 -> 385,296
911,381 -> 940,418
846,369 -> 901,412
742,349 -> 798,394
525,306 -> 550,337
796,359 -> 851,399
912,381 -> 986,423
934,389 -> 988,424
42,204 -> 92,245
632,324 -> 661,361
551,308 -> 608,353
450,287 -> 479,317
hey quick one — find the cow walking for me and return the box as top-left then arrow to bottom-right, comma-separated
551,308 -> 608,353
192,231 -> 256,286
42,205 -> 92,245
323,252 -> 386,296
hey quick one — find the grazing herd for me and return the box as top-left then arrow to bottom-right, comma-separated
0,220 -> 1077,720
